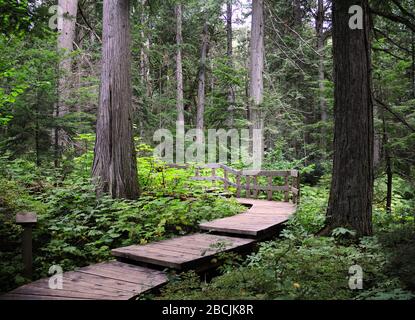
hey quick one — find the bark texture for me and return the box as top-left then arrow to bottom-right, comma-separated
249,0 -> 265,149
226,0 -> 235,126
55,0 -> 78,155
323,0 -> 374,236
316,0 -> 327,150
175,3 -> 185,125
196,21 -> 209,141
92,0 -> 139,200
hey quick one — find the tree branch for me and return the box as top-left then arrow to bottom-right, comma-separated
374,98 -> 415,133
370,7 -> 415,33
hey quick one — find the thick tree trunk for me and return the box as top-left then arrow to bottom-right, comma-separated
249,0 -> 264,151
54,0 -> 78,163
175,3 -> 185,126
316,0 -> 327,151
92,0 -> 139,200
226,0 -> 235,126
323,0 -> 374,236
196,21 -> 209,142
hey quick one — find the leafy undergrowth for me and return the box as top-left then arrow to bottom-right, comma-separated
0,153 -> 245,293
157,183 -> 415,300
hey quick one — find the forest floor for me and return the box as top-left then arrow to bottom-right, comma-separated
1,151 -> 414,300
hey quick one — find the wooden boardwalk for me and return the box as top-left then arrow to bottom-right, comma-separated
1,165 -> 299,300
112,233 -> 255,271
200,199 -> 296,238
1,261 -> 168,300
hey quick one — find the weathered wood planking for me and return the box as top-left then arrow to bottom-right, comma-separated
112,233 -> 255,271
199,198 -> 296,238
0,261 -> 168,300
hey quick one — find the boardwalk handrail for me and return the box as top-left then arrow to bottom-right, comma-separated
166,163 -> 300,204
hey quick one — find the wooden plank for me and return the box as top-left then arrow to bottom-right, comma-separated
28,278 -> 133,299
0,293 -> 89,300
150,243 -> 216,256
62,271 -> 146,294
112,247 -> 187,269
11,284 -> 121,300
78,263 -> 167,285
112,234 -> 254,270
241,170 -> 290,177
200,199 -> 295,238
1,262 -> 168,301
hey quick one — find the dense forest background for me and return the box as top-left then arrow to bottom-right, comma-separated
0,0 -> 414,299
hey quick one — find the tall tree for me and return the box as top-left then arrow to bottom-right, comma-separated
249,0 -> 264,150
54,0 -> 78,164
92,0 -> 139,200
316,0 -> 328,150
175,3 -> 184,126
322,0 -> 374,236
196,20 -> 209,142
140,0 -> 151,98
226,0 -> 235,126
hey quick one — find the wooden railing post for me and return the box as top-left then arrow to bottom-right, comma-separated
16,212 -> 37,280
236,174 -> 241,198
211,168 -> 216,187
253,176 -> 258,198
284,174 -> 290,202
223,169 -> 229,191
267,176 -> 273,201
246,176 -> 251,198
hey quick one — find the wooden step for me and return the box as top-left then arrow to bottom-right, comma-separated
200,199 -> 296,238
0,261 -> 168,300
111,233 -> 255,271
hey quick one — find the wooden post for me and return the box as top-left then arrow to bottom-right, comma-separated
246,176 -> 251,198
236,174 -> 241,198
16,212 -> 37,280
267,176 -> 273,201
284,174 -> 290,202
224,169 -> 229,191
211,168 -> 216,186
253,176 -> 258,198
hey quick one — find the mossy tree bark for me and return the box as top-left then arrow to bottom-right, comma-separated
322,0 -> 374,236
92,0 -> 139,200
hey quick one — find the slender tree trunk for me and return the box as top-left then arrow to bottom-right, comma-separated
196,21 -> 209,142
175,3 -> 185,126
316,0 -> 327,151
249,0 -> 264,152
54,0 -> 78,165
382,112 -> 392,213
226,0 -> 235,127
412,30 -> 415,98
293,0 -> 302,26
322,0 -> 374,236
92,0 -> 139,200
140,0 -> 151,98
